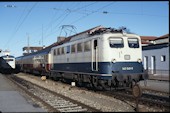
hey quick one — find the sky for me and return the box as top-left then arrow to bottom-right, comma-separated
0,1 -> 169,57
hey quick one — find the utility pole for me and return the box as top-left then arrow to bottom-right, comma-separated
42,24 -> 44,48
27,33 -> 30,54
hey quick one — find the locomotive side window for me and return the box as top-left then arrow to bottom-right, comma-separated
84,41 -> 91,51
57,48 -> 60,55
77,43 -> 83,52
53,49 -> 56,56
61,47 -> 64,54
109,38 -> 124,48
71,44 -> 76,53
66,46 -> 70,54
128,38 -> 139,48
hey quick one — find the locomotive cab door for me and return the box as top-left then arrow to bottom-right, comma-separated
91,39 -> 98,71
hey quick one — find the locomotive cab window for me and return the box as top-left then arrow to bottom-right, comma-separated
109,38 -> 124,48
128,38 -> 139,48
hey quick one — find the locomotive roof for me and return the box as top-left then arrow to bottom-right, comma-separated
17,25 -> 138,59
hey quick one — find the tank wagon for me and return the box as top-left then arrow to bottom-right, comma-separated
16,47 -> 51,75
16,26 -> 147,89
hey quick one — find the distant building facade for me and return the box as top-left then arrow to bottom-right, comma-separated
140,36 -> 157,46
141,34 -> 169,78
23,46 -> 44,56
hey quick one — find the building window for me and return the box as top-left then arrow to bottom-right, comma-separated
144,56 -> 148,70
151,56 -> 156,74
161,55 -> 166,62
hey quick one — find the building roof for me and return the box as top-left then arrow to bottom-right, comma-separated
155,34 -> 169,40
142,43 -> 169,50
141,40 -> 152,44
140,36 -> 158,41
140,33 -> 169,44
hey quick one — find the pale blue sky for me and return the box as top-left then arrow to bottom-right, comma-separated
0,1 -> 169,57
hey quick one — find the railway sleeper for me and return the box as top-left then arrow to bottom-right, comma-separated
50,102 -> 75,106
61,108 -> 88,112
44,97 -> 60,101
47,100 -> 70,104
58,106 -> 85,112
53,104 -> 78,108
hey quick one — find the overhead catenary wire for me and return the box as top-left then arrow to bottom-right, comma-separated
3,2 -> 167,54
4,2 -> 38,49
70,2 -> 116,25
25,2 -> 93,37
30,2 -> 82,45
43,2 -> 99,39
27,1 -> 167,46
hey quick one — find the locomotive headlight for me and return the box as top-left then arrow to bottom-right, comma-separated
112,58 -> 116,63
137,58 -> 142,63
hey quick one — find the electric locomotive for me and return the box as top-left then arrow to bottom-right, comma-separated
49,26 -> 147,88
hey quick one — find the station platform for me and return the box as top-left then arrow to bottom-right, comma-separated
0,73 -> 46,112
139,79 -> 169,93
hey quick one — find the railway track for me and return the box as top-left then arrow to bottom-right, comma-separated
7,75 -> 101,112
99,88 -> 170,112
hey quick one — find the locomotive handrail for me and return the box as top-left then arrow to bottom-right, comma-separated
96,46 -> 98,71
91,40 -> 94,71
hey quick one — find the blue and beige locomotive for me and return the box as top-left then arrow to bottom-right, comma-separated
49,26 -> 146,88
16,26 -> 147,89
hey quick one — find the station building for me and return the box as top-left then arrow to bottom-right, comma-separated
140,34 -> 169,80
